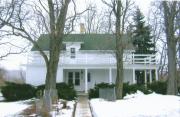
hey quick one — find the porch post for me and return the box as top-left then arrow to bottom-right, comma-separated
109,68 -> 112,84
149,69 -> 152,83
144,70 -> 147,84
85,68 -> 88,93
133,68 -> 136,84
155,68 -> 158,81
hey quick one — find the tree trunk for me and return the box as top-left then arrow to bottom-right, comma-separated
115,0 -> 124,99
167,40 -> 178,95
40,0 -> 70,114
115,47 -> 124,99
43,38 -> 61,112
162,1 -> 178,95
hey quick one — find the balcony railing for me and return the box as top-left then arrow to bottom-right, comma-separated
27,53 -> 157,65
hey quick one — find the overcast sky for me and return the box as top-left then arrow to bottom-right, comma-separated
0,0 -> 154,70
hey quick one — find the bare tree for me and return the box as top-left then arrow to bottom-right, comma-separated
161,1 -> 180,95
81,2 -> 114,34
102,0 -> 133,99
0,0 -> 27,59
148,2 -> 167,79
0,0 -> 81,113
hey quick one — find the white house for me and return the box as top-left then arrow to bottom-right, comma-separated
26,34 -> 159,93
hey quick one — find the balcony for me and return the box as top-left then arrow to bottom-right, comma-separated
27,52 -> 157,66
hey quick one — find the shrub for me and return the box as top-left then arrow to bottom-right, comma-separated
36,82 -> 76,101
89,82 -> 115,99
147,81 -> 167,95
56,83 -> 76,100
123,83 -> 151,96
89,88 -> 99,99
89,82 -> 150,99
1,82 -> 36,101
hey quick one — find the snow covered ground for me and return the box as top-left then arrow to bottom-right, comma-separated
0,91 -> 75,117
90,91 -> 180,117
0,100 -> 30,116
51,100 -> 75,117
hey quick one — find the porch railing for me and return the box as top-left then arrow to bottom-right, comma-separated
27,53 -> 157,65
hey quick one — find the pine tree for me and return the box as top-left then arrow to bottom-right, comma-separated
132,8 -> 155,54
132,8 -> 156,85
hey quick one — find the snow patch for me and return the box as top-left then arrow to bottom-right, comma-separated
0,101 -> 30,116
90,91 -> 180,117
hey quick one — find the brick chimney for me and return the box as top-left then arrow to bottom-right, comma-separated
80,23 -> 85,33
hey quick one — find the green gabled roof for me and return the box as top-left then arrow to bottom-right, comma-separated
31,34 -> 133,51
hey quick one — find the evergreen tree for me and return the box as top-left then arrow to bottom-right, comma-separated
132,8 -> 155,54
132,8 -> 156,85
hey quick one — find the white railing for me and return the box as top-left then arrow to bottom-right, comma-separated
27,53 -> 157,65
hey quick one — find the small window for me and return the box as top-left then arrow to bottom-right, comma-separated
70,48 -> 75,58
88,72 -> 91,82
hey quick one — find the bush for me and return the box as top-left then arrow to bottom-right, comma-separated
89,82 -> 150,99
123,83 -> 151,96
1,82 -> 36,101
147,81 -> 167,95
89,82 -> 115,99
36,82 -> 76,101
56,83 -> 76,100
89,81 -> 178,99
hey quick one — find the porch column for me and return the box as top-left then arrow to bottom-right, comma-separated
109,68 -> 112,84
144,70 -> 147,84
149,70 -> 152,83
85,68 -> 88,93
132,68 -> 136,84
155,68 -> 159,81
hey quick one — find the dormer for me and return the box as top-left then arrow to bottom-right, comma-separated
63,42 -> 84,58
63,42 -> 84,51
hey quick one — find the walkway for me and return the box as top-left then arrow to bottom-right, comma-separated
75,94 -> 92,117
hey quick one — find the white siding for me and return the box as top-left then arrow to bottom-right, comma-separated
87,69 -> 109,89
112,69 -> 133,84
56,67 -> 63,83
26,66 -> 46,86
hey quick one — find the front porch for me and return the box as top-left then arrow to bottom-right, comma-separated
58,67 -> 159,93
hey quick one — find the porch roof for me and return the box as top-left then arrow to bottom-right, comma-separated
31,34 -> 134,51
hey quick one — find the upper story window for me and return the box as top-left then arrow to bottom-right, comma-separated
70,48 -> 76,58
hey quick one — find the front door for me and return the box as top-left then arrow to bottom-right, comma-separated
68,71 -> 82,91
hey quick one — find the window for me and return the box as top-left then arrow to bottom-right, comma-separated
88,72 -> 91,82
70,48 -> 75,58
75,72 -> 80,86
68,72 -> 73,85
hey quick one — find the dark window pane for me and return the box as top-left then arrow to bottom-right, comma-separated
70,48 -> 76,58
68,72 -> 73,85
71,48 -> 75,53
88,73 -> 91,82
75,72 -> 80,86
